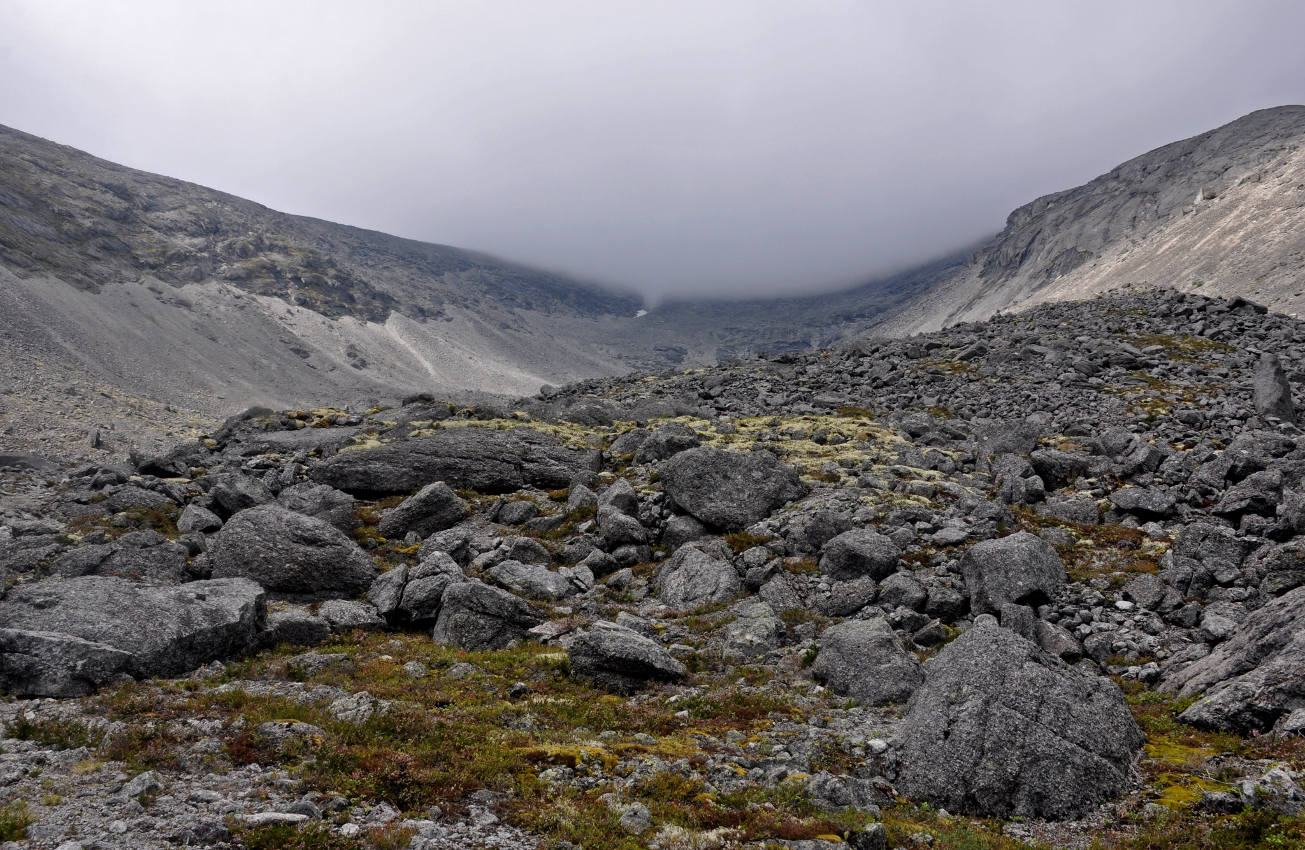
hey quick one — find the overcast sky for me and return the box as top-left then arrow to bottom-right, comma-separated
2,1 -> 1303,301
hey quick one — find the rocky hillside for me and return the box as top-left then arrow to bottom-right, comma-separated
0,123 -> 650,460
2,289 -> 1304,849
0,125 -> 939,464
890,105 -> 1305,333
7,106 -> 1302,464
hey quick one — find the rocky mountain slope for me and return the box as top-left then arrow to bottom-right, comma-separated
890,105 -> 1305,333
6,105 -> 1302,465
0,125 -> 939,464
3,289 -> 1304,849
0,123 -> 647,460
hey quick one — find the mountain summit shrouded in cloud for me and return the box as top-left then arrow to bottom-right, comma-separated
3,0 -> 1303,299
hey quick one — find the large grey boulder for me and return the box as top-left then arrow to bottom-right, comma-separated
653,546 -> 743,609
1160,585 -> 1305,733
431,580 -> 542,650
0,576 -> 266,697
487,559 -> 578,601
207,473 -> 275,518
377,482 -> 468,539
811,617 -> 923,705
1253,352 -> 1295,422
1108,486 -> 1178,518
960,532 -> 1066,616
597,506 -> 648,545
598,478 -> 640,516
633,422 -> 701,463
51,534 -> 191,583
721,601 -> 785,661
208,505 -> 376,596
401,552 -> 469,621
1213,469 -> 1284,518
311,428 -> 601,496
894,621 -> 1143,819
178,503 -> 223,534
819,529 -> 901,582
569,621 -> 687,694
660,447 -> 808,530
276,483 -> 357,534
1029,449 -> 1090,491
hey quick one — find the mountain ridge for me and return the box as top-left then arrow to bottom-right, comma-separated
885,105 -> 1305,333
4,106 -> 1305,461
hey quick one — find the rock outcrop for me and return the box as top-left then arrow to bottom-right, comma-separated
1161,585 -> 1305,733
312,428 -> 601,497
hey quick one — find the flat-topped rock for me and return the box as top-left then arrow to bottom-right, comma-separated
0,575 -> 265,697
310,427 -> 601,497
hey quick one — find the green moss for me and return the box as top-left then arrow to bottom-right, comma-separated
1125,333 -> 1236,362
0,801 -> 34,841
882,802 -> 1049,849
723,530 -> 776,553
6,716 -> 99,750
1093,808 -> 1305,849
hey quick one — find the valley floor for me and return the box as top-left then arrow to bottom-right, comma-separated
2,289 -> 1304,849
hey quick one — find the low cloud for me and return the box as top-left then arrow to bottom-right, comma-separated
2,0 -> 1302,300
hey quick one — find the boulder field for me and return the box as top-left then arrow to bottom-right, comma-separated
3,290 -> 1305,847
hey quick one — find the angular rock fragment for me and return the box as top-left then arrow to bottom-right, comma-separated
633,422 -> 701,463
960,531 -> 1065,616
276,482 -> 358,533
653,546 -> 742,609
1108,486 -> 1178,518
819,529 -> 901,582
811,617 -> 923,705
660,446 -> 808,530
0,576 -> 265,696
487,559 -> 578,601
1253,352 -> 1295,422
178,503 -> 223,534
895,621 -> 1143,819
597,505 -> 648,545
207,473 -> 274,518
569,621 -> 686,694
720,601 -> 784,660
377,481 -> 468,539
400,552 -> 469,621
431,580 -> 542,650
1161,584 -> 1305,733
208,504 -> 376,595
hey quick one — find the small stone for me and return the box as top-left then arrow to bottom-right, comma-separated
239,812 -> 310,826
618,802 -> 653,834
